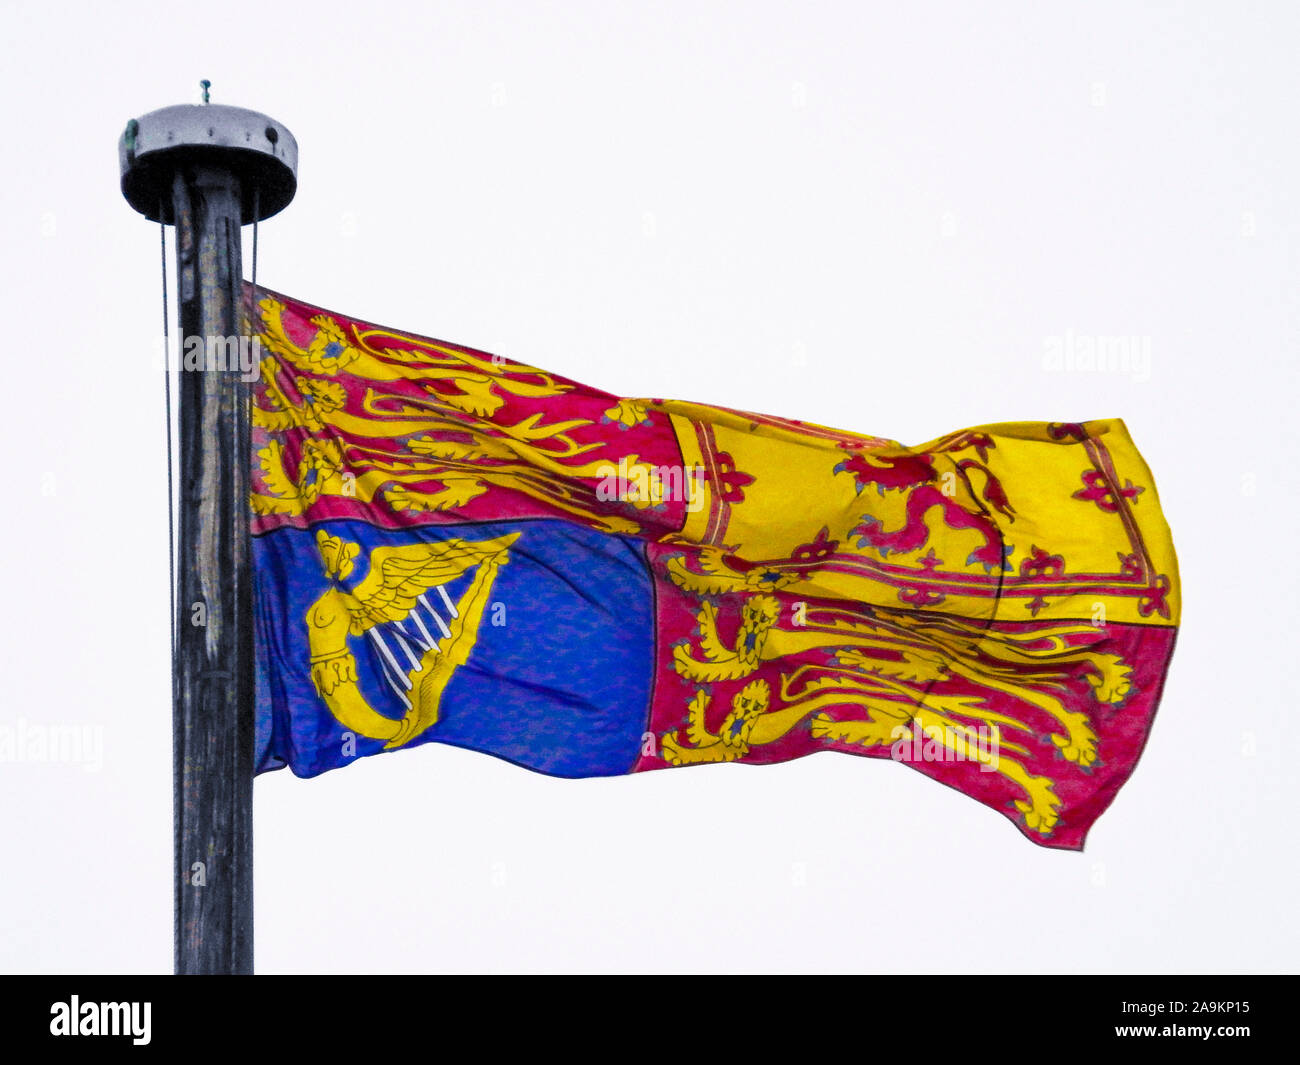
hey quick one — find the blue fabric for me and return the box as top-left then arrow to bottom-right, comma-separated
253,518 -> 655,778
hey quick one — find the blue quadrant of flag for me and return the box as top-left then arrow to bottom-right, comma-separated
253,519 -> 655,778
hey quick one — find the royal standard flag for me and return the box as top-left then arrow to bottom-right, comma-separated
248,285 -> 1180,849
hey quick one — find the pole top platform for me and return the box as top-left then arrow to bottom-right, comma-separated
119,99 -> 298,224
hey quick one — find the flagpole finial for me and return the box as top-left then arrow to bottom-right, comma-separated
200,79 -> 211,104
118,101 -> 298,224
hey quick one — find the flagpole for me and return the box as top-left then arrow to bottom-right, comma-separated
119,90 -> 297,975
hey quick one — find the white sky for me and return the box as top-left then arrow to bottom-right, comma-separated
1,0 -> 1296,973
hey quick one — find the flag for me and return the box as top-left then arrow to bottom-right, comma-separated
248,285 -> 1179,849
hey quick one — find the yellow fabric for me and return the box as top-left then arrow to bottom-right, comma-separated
656,401 -> 1178,628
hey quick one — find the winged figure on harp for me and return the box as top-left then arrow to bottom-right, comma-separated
305,530 -> 518,748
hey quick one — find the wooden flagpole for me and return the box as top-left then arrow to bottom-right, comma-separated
119,88 -> 297,974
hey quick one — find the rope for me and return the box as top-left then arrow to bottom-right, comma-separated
161,201 -> 177,670
251,186 -> 259,310
162,197 -> 180,972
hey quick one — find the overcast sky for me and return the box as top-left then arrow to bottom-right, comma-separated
2,0 -> 1296,973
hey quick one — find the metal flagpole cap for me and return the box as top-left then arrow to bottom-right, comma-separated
119,95 -> 298,224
